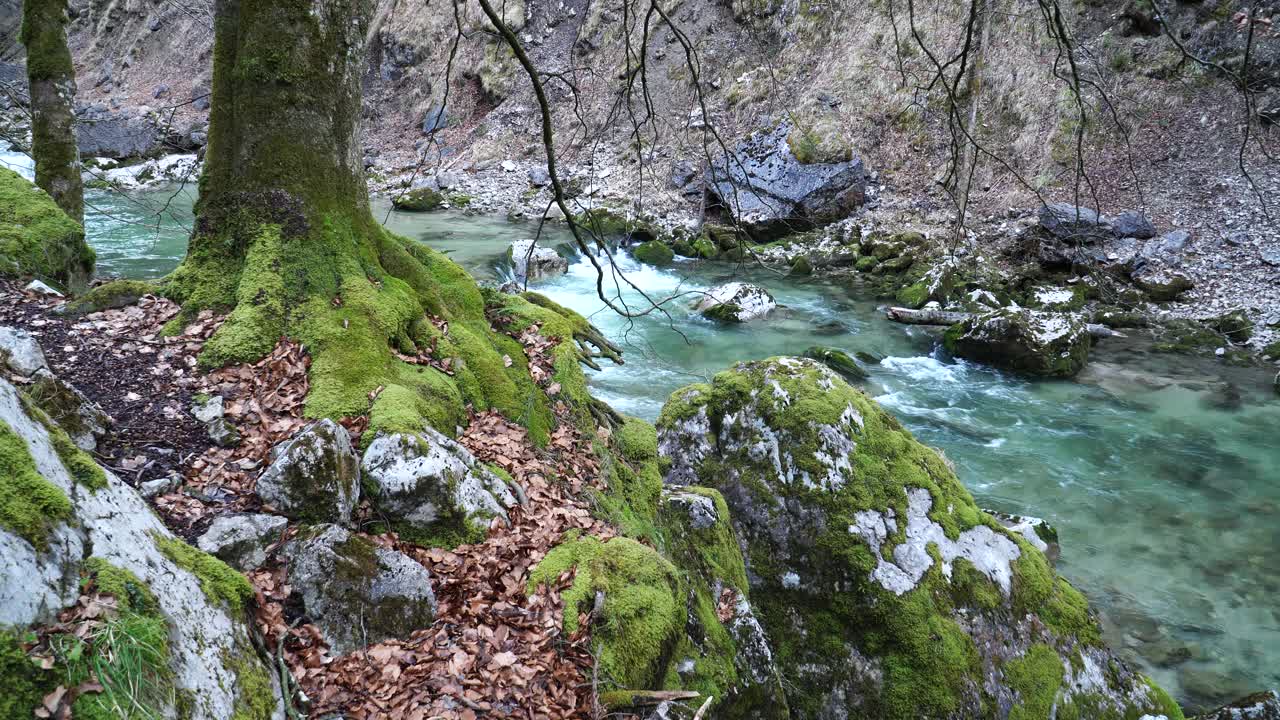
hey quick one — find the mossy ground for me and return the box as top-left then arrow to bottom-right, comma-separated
0,166 -> 93,291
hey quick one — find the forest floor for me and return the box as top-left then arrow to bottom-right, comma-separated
0,278 -> 643,720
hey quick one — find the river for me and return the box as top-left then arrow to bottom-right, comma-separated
5,150 -> 1278,710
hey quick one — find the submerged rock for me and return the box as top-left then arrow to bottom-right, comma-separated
256,419 -> 360,524
655,357 -> 1179,720
944,308 -> 1092,377
1191,690 -> 1280,720
508,239 -> 568,282
632,239 -> 675,266
285,524 -> 436,655
693,282 -> 776,323
802,345 -> 869,381
361,426 -> 521,546
705,122 -> 866,240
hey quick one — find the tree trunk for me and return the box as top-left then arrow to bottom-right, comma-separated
165,0 -> 614,438
21,0 -> 84,225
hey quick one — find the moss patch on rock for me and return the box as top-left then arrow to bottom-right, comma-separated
528,535 -> 683,690
0,418 -> 73,550
632,239 -> 675,266
0,166 -> 93,291
154,534 -> 255,613
392,187 -> 444,212
60,280 -> 156,317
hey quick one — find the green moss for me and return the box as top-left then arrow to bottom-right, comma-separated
83,558 -> 159,615
0,419 -> 73,550
228,652 -> 276,720
392,187 -> 444,212
855,255 -> 879,272
528,536 -> 682,690
154,534 -> 254,613
1150,319 -> 1225,356
0,167 -> 92,290
692,235 -> 719,260
48,421 -> 107,489
895,281 -> 929,308
633,240 -> 675,266
1142,676 -> 1185,720
1005,643 -> 1065,720
594,418 -> 664,540
0,630 -> 50,719
61,280 -> 156,316
1208,309 -> 1252,343
1011,547 -> 1101,645
802,345 -> 869,382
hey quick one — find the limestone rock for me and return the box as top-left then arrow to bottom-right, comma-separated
26,369 -> 110,451
508,239 -> 568,282
76,110 -> 161,159
944,308 -> 1091,377
256,419 -> 360,524
1038,202 -> 1111,241
0,326 -> 49,377
196,513 -> 288,571
361,427 -> 520,545
705,122 -> 866,240
285,524 -> 436,654
693,282 -> 776,323
0,376 -> 281,719
392,186 -> 444,212
1109,210 -> 1157,239
655,358 -> 1179,720
24,279 -> 64,297
632,239 -> 675,266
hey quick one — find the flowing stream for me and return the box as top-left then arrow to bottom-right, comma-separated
5,151 -> 1279,709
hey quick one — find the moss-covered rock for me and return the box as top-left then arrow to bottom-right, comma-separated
528,535 -> 683,689
255,419 -> 360,524
693,282 -> 777,323
360,426 -> 520,548
1025,284 -> 1087,312
632,239 -> 675,266
655,358 -> 1178,719
391,186 -> 444,212
285,524 -> 436,654
944,308 -> 1091,377
0,418 -> 73,551
0,167 -> 94,292
58,279 -> 155,317
1207,309 -> 1253,343
790,255 -> 814,276
803,345 -> 869,381
692,235 -> 720,260
1150,319 -> 1225,356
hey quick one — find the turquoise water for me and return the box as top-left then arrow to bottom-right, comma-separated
6,151 -> 1278,709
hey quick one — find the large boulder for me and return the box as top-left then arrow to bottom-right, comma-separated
361,426 -> 521,546
693,282 -> 777,323
655,358 -> 1183,720
256,419 -> 360,524
944,308 -> 1092,377
508,239 -> 568,282
705,122 -> 866,240
284,523 -> 436,655
1131,261 -> 1194,301
0,374 -> 280,720
0,168 -> 94,291
76,110 -> 161,159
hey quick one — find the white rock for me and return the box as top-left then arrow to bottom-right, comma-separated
0,378 -> 282,720
24,279 -> 64,297
693,282 -> 777,322
361,426 -> 520,537
0,326 -> 50,376
508,239 -> 569,282
256,419 -> 360,524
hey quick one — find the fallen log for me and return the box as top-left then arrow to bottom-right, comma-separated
884,307 -> 1125,339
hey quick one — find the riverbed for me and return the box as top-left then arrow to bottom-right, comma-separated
5,152 -> 1278,709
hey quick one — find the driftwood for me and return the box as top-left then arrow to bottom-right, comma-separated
885,307 -> 1124,339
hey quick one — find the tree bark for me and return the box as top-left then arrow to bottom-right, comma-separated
21,0 -> 84,225
165,0 -> 617,434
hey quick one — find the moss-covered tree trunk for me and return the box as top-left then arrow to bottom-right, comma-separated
21,0 -> 84,225
165,0 -> 605,442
